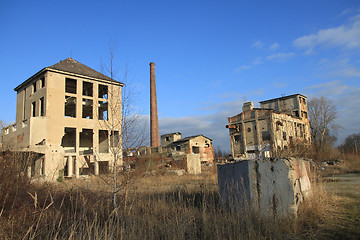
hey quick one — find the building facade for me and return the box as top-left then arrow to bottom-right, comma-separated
1,58 -> 123,180
226,94 -> 310,159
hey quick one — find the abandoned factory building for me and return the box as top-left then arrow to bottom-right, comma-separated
1,58 -> 123,180
226,94 -> 310,159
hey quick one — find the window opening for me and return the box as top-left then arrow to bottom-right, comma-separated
176,145 -> 181,151
65,78 -> 77,94
80,129 -> 93,154
192,146 -> 200,154
61,127 -> 76,153
40,97 -> 45,116
41,77 -> 45,88
283,131 -> 287,140
98,84 -> 108,99
99,130 -> 109,153
33,82 -> 37,93
82,99 -> 93,119
234,135 -> 241,142
98,101 -> 108,120
32,101 -> 36,117
65,96 -> 76,118
262,131 -> 271,141
83,81 -> 93,97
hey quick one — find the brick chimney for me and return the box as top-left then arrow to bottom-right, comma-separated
150,62 -> 160,147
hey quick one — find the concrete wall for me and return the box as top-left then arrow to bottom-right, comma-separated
186,153 -> 201,174
217,158 -> 312,216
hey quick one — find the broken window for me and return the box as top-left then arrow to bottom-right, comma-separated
40,97 -> 45,116
41,77 -> 45,88
234,135 -> 241,142
262,131 -> 271,141
192,146 -> 200,154
33,81 -> 37,93
205,140 -> 210,148
83,81 -> 93,97
176,145 -> 181,151
65,78 -> 77,94
98,84 -> 108,99
65,96 -> 76,118
61,127 -> 76,153
165,136 -> 170,142
283,131 -> 287,140
293,110 -> 300,117
98,101 -> 108,120
247,127 -> 251,132
99,130 -> 109,153
82,99 -> 93,119
32,101 -> 36,117
80,129 -> 93,154
111,131 -> 120,147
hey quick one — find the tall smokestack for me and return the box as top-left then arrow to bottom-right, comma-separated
150,62 -> 160,147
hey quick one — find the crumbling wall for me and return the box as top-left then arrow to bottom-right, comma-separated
217,158 -> 312,216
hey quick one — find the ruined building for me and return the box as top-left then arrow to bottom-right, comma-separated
1,58 -> 123,180
226,94 -> 310,159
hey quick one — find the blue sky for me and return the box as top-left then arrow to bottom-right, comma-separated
1,1 -> 359,152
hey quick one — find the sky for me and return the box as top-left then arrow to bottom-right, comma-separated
1,0 -> 359,153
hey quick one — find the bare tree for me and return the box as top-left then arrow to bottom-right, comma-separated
99,43 -> 147,209
308,96 -> 339,159
339,132 -> 360,155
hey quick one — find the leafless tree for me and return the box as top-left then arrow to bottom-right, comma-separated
308,96 -> 340,159
99,43 -> 147,209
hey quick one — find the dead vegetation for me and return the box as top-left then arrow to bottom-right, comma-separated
0,152 -> 359,239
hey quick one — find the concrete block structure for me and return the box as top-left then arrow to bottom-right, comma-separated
217,158 -> 312,216
226,94 -> 310,159
1,58 -> 123,181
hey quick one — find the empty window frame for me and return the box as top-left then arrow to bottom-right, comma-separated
79,129 -> 93,154
98,84 -> 108,99
262,131 -> 271,141
33,81 -> 37,93
40,77 -> 45,88
111,131 -> 120,147
65,78 -> 77,94
234,135 -> 241,143
31,101 -> 36,117
61,127 -> 76,153
176,145 -> 181,151
65,96 -> 76,118
82,99 -> 93,119
40,97 -> 45,116
283,131 -> 287,140
98,101 -> 108,120
83,81 -> 93,97
99,130 -> 109,153
192,146 -> 200,154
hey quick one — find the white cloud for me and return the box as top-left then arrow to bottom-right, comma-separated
252,57 -> 262,65
270,42 -> 280,50
266,52 -> 295,60
293,14 -> 360,54
252,40 -> 264,48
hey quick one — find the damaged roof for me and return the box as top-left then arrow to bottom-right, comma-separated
15,58 -> 123,91
170,135 -> 213,144
259,93 -> 306,104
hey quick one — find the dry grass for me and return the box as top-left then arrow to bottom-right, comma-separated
1,153 -> 359,239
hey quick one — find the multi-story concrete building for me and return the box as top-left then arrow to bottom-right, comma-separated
226,94 -> 310,159
1,58 -> 123,180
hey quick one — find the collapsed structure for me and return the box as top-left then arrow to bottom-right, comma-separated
1,58 -> 123,180
124,132 -> 214,174
226,94 -> 310,159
